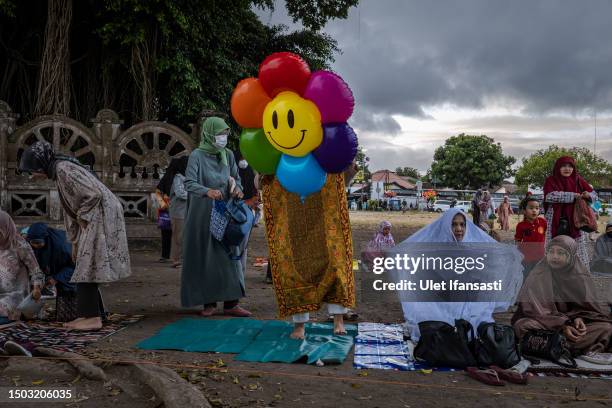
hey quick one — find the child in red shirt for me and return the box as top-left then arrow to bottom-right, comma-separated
515,196 -> 547,277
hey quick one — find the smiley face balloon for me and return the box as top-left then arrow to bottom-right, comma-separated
262,91 -> 323,157
231,52 -> 357,201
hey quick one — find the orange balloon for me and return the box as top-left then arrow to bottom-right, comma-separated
231,78 -> 271,128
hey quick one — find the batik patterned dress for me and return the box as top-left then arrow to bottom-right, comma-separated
0,236 -> 44,319
55,161 -> 131,282
262,174 -> 355,317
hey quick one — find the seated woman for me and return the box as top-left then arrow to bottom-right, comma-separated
26,223 -> 76,295
590,220 -> 612,276
513,235 -> 612,360
0,210 -> 44,321
400,208 -> 522,340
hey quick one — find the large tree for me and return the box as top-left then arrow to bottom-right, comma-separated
515,145 -> 612,190
0,0 -> 357,127
430,134 -> 515,189
395,166 -> 420,179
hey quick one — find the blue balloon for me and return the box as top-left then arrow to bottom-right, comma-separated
276,153 -> 327,202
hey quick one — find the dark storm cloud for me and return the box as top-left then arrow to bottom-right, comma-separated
258,1 -> 612,120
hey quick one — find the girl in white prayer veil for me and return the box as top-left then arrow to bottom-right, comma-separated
395,208 -> 523,340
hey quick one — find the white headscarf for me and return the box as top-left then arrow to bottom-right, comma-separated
396,209 -> 522,340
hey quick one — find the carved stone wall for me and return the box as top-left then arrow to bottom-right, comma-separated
0,100 -> 197,229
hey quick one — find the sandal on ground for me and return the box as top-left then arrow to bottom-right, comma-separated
466,367 -> 505,386
2,340 -> 34,357
489,365 -> 528,385
223,306 -> 252,317
578,352 -> 612,365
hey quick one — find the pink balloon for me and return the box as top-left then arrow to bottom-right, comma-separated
303,71 -> 354,124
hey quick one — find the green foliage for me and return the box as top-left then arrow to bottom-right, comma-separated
354,146 -> 371,181
515,145 -> 612,189
430,134 -> 516,189
0,0 -> 16,16
284,0 -> 358,31
395,166 -> 420,179
0,0 -> 356,130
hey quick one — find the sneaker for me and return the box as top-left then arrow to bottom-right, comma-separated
223,306 -> 252,317
578,352 -> 612,365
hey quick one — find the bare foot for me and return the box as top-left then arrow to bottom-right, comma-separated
333,315 -> 346,335
63,317 -> 102,331
290,323 -> 305,340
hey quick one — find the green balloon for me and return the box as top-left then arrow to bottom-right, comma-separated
239,128 -> 281,175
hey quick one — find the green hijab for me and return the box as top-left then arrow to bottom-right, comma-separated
198,117 -> 230,166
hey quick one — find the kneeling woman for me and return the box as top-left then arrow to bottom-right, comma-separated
0,210 -> 44,320
27,223 -> 76,295
19,141 -> 131,330
513,235 -> 612,358
400,209 -> 522,340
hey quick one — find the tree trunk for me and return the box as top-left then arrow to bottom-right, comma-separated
34,0 -> 73,116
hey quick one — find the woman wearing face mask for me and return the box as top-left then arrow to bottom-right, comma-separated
544,156 -> 596,271
591,220 -> 612,276
181,117 -> 251,317
19,141 -> 130,330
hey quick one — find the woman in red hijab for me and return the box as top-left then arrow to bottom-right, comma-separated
543,156 -> 596,271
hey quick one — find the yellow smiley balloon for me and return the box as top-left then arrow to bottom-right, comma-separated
262,91 -> 323,157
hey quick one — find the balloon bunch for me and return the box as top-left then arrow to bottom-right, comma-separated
231,52 -> 358,201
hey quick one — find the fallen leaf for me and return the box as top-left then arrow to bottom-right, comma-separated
108,388 -> 121,396
248,383 -> 259,391
357,371 -> 368,377
350,383 -> 362,389
419,369 -> 432,375
247,373 -> 262,378
232,376 -> 240,384
31,379 -> 44,385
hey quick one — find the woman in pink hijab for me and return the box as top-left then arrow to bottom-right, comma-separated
0,210 -> 44,320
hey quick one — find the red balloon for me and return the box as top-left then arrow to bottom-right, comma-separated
259,52 -> 311,97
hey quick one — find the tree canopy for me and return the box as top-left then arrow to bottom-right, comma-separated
0,0 -> 358,130
515,145 -> 612,190
394,166 -> 420,179
430,134 -> 515,189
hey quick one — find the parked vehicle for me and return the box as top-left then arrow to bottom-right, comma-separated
455,200 -> 472,213
433,200 -> 453,212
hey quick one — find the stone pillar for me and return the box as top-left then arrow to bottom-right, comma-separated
0,101 -> 19,212
92,109 -> 123,185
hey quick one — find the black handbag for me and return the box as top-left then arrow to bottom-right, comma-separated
472,322 -> 520,369
520,329 -> 577,368
556,216 -> 570,237
414,319 -> 477,368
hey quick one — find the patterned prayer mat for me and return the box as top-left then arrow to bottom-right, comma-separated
353,322 -> 456,372
0,314 -> 143,353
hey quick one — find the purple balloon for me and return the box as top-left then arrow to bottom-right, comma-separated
313,124 -> 358,173
303,71 -> 354,124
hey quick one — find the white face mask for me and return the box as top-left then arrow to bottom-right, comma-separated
214,134 -> 228,149
238,159 -> 248,169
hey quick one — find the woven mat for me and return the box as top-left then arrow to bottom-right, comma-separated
353,322 -> 457,372
0,314 -> 143,353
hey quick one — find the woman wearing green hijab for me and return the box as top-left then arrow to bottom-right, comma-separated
181,117 -> 251,317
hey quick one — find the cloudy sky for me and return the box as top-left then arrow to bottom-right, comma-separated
255,0 -> 612,174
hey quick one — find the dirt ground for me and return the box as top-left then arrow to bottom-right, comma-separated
1,210 -> 610,407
